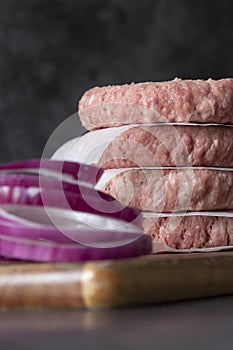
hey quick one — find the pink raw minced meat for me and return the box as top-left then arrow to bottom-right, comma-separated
142,214 -> 233,249
101,168 -> 233,212
78,78 -> 233,129
96,124 -> 233,168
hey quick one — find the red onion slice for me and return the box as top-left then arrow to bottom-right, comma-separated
0,205 -> 141,245
0,256 -> 23,263
0,204 -> 151,262
0,159 -> 102,187
0,174 -> 83,193
0,232 -> 152,262
0,174 -> 141,225
0,160 -> 151,261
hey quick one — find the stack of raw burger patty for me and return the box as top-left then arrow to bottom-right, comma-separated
78,78 -> 233,249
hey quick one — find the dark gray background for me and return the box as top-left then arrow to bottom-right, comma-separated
0,0 -> 233,163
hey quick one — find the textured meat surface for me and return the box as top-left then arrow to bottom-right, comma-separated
97,124 -> 233,168
101,169 -> 233,212
78,78 -> 233,129
142,215 -> 233,249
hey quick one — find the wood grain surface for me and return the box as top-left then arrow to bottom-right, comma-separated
0,252 -> 233,309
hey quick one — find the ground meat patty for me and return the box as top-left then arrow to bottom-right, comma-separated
142,214 -> 233,249
78,78 -> 233,130
97,124 -> 233,168
100,168 -> 233,212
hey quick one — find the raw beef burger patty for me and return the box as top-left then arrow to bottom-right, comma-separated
97,124 -> 233,168
142,214 -> 233,249
78,78 -> 233,129
100,168 -> 233,212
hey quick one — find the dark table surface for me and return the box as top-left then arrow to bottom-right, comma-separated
1,295 -> 233,350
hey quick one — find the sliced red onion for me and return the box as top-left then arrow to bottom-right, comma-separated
0,159 -> 102,187
0,232 -> 152,262
0,205 -> 151,261
0,174 -> 140,225
0,159 -> 151,261
0,256 -> 23,263
0,205 -> 141,245
0,174 -> 82,193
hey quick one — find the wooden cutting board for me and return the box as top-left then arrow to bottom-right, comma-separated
0,251 -> 233,309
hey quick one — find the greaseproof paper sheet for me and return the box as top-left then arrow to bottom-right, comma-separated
52,123 -> 233,254
52,122 -> 233,165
